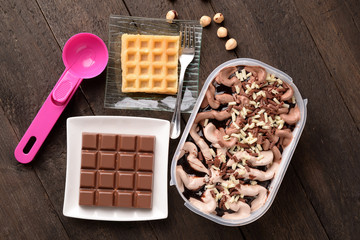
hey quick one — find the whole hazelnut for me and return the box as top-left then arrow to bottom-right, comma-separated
200,15 -> 211,27
213,13 -> 224,23
225,38 -> 237,50
217,27 -> 228,38
166,10 -> 178,20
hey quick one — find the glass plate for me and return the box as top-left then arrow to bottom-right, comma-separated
104,15 -> 202,113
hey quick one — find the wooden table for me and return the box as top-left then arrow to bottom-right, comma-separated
1,1 -> 359,239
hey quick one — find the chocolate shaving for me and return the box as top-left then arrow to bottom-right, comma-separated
247,106 -> 255,112
229,188 -> 237,194
232,155 -> 239,163
255,95 -> 262,102
245,149 -> 252,154
222,174 -> 230,180
230,190 -> 240,196
216,185 -> 224,192
210,190 -> 216,198
247,112 -> 256,118
249,174 -> 256,179
239,198 -> 246,203
214,157 -> 221,168
226,169 -> 235,174
248,152 -> 258,157
226,151 -> 233,159
245,165 -> 251,172
221,162 -> 227,171
219,195 -> 226,209
237,143 -> 250,148
269,99 -> 278,106
265,91 -> 273,99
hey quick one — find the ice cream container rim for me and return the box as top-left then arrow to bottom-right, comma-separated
170,58 -> 308,226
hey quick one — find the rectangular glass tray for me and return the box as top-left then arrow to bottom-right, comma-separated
104,15 -> 202,113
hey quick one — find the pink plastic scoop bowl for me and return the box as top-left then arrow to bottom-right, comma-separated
14,33 -> 108,164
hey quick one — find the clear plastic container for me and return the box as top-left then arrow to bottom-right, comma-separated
170,58 -> 308,226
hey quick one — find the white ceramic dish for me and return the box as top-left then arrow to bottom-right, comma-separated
170,58 -> 308,226
63,116 -> 170,221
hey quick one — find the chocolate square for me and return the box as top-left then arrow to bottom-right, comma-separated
134,191 -> 152,208
80,170 -> 96,188
117,172 -> 134,190
100,134 -> 117,150
118,153 -> 135,170
136,172 -> 153,190
79,190 -> 95,205
82,133 -> 98,150
119,135 -> 136,151
98,171 -> 115,189
115,191 -> 133,207
79,133 -> 155,209
81,151 -> 97,169
96,190 -> 114,206
136,153 -> 154,172
99,152 -> 116,169
137,136 -> 155,152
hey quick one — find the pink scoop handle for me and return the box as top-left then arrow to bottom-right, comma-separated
14,70 -> 82,164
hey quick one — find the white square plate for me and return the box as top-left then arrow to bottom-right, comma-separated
63,116 -> 170,221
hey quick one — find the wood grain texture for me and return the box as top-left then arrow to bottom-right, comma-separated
106,0 -> 243,238
1,0 -> 157,239
209,1 -> 330,238
242,166 -> 328,240
35,0 -> 129,114
293,0 -> 360,129
0,0 -> 63,137
0,108 -> 68,239
1,0 -> 359,238
210,0 -> 360,238
0,2 -> 68,238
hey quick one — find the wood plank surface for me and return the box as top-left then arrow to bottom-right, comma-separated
0,1 -> 69,238
0,107 -> 69,239
210,0 -> 360,239
115,0 -> 329,239
293,0 -> 360,129
1,0 -> 157,239
0,0 -> 359,239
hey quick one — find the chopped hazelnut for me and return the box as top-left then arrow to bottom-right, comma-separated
225,38 -> 237,50
213,13 -> 224,23
217,27 -> 228,38
200,15 -> 211,27
166,10 -> 178,20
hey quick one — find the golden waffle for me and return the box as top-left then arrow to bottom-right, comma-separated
121,34 -> 180,94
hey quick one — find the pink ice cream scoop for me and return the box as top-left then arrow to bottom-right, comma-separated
14,33 -> 108,164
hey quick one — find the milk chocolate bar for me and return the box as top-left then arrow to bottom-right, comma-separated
79,133 -> 155,208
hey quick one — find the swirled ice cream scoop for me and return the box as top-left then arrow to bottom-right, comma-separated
176,65 -> 300,220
